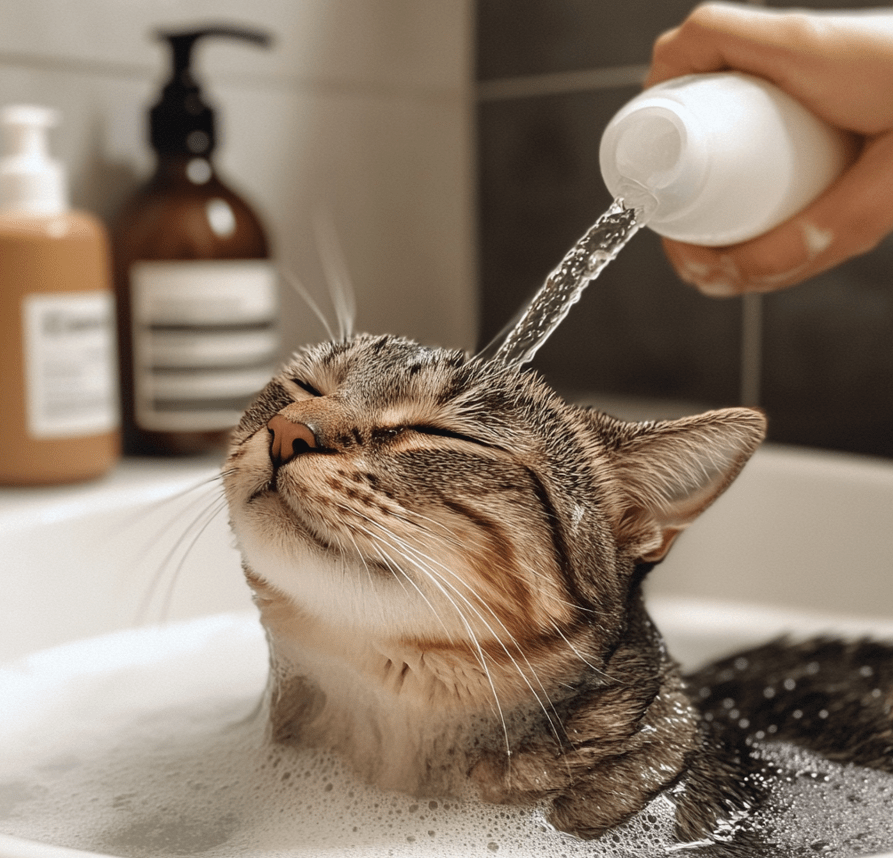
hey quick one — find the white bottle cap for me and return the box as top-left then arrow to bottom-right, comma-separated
0,104 -> 68,215
600,73 -> 851,246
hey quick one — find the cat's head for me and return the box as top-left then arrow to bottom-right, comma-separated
223,333 -> 765,662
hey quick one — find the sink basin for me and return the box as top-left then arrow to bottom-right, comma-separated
1,444 -> 892,857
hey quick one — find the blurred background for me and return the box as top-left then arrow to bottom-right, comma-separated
3,0 -> 892,458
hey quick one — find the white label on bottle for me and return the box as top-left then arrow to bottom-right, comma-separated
22,292 -> 120,439
130,260 -> 280,432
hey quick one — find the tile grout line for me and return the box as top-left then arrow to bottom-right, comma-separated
476,64 -> 649,101
740,293 -> 763,408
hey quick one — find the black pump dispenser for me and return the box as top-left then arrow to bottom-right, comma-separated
150,26 -> 271,156
113,23 -> 278,456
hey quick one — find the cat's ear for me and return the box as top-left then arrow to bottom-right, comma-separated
593,408 -> 766,564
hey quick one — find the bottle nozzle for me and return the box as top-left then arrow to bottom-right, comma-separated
615,179 -> 659,227
151,25 -> 272,156
161,26 -> 272,88
0,104 -> 67,214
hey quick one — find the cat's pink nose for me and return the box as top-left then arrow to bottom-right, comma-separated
267,414 -> 320,466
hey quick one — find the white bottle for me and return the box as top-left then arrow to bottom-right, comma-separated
599,72 -> 853,246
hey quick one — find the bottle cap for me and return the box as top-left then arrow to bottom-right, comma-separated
0,104 -> 68,215
150,26 -> 272,156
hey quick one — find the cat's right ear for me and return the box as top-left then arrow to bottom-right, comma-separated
588,407 -> 766,564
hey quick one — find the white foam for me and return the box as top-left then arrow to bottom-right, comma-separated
1,613 -> 892,858
0,613 -> 677,858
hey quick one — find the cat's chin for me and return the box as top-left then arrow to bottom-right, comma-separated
232,504 -> 472,646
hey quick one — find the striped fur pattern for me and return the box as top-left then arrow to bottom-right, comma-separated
222,333 -> 770,841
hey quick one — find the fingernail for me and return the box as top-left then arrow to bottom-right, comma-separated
801,221 -> 833,257
677,260 -> 713,283
696,280 -> 738,298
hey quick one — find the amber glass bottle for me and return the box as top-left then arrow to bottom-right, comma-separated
113,27 -> 278,455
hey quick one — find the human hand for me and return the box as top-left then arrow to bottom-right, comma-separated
646,2 -> 893,296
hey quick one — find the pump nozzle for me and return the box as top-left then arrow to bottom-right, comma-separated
150,25 -> 272,156
0,104 -> 68,214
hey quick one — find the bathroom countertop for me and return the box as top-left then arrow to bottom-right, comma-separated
0,455 -> 224,529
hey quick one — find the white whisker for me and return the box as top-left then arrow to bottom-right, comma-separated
340,511 -> 511,756
279,267 -> 337,342
366,541 -> 458,649
347,510 -> 567,751
314,212 -> 356,342
549,620 -> 615,683
377,500 -> 593,620
331,506 -> 464,652
137,494 -> 229,625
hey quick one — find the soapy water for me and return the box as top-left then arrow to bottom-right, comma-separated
2,613 -> 893,858
482,197 -> 643,368
0,614 -> 678,858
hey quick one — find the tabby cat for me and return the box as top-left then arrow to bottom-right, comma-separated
222,332 -> 892,852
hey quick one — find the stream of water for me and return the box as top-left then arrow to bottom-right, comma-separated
482,198 -> 641,368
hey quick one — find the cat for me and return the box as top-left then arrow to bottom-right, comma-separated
221,332 -> 893,852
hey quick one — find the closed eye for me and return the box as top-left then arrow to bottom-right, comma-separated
292,378 -> 323,397
406,424 -> 495,449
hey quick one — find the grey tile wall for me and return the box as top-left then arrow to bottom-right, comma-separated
477,0 -> 697,79
476,0 -> 893,458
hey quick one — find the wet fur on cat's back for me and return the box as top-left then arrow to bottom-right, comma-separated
222,333 -> 892,848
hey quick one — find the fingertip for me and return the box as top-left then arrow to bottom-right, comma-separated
695,280 -> 741,299
645,1 -> 779,88
662,239 -> 747,298
645,27 -> 682,88
662,239 -> 716,281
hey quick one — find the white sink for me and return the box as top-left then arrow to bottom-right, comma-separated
1,444 -> 892,857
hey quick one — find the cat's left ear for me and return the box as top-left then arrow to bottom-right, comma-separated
593,408 -> 766,564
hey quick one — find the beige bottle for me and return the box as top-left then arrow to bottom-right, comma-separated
0,105 -> 120,485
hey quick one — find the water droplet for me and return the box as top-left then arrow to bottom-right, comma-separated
587,250 -> 611,273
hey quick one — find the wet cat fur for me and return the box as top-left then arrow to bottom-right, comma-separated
223,333 -> 782,842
